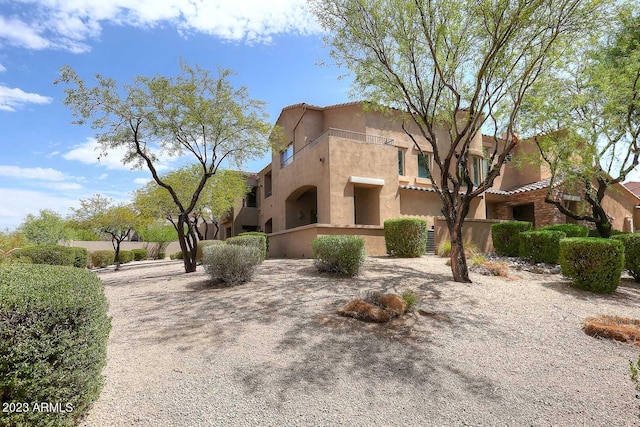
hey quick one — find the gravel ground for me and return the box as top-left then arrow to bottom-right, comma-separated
79,256 -> 640,426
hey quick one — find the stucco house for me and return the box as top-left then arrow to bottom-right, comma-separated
218,102 -> 640,257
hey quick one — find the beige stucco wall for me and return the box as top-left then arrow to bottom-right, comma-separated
69,241 -> 182,258
268,223 -> 386,258
434,217 -> 499,254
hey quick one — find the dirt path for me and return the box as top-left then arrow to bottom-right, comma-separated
80,256 -> 640,426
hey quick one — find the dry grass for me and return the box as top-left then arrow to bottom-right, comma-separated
583,315 -> 640,346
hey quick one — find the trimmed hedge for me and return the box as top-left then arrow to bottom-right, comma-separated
117,250 -> 134,264
384,218 -> 428,257
540,224 -> 589,238
196,240 -> 225,263
519,230 -> 566,264
238,231 -> 269,253
227,235 -> 267,261
71,247 -> 89,268
612,233 -> 640,281
312,235 -> 366,276
202,244 -> 261,285
90,250 -> 115,268
131,248 -> 148,261
559,237 -> 624,293
170,251 -> 183,260
491,221 -> 532,256
14,245 -> 76,267
0,264 -> 111,426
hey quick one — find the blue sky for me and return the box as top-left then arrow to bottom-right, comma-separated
0,0 -> 350,230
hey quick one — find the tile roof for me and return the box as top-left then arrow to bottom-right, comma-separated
485,178 -> 552,196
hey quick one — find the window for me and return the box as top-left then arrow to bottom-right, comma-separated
280,143 -> 293,168
398,148 -> 405,175
243,186 -> 257,208
472,156 -> 482,186
418,152 -> 431,179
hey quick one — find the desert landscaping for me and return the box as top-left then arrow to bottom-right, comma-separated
79,255 -> 640,426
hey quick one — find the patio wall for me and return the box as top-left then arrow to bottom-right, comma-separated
434,217 -> 502,254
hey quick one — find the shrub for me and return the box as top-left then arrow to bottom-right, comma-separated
437,239 -> 479,258
238,231 -> 269,253
170,251 -> 183,260
71,246 -> 89,268
401,289 -> 419,310
519,230 -> 566,264
612,233 -> 640,281
384,218 -> 428,257
157,251 -> 166,259
14,244 -> 76,266
227,235 -> 267,261
540,223 -> 589,238
117,250 -> 134,264
312,235 -> 366,276
559,237 -> 624,293
90,250 -> 115,268
491,221 -> 532,256
196,240 -> 225,263
202,244 -> 261,285
131,248 -> 148,261
0,264 -> 111,426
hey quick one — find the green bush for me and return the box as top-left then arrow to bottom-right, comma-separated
90,250 -> 115,268
491,221 -> 532,256
0,264 -> 111,426
540,224 -> 589,238
131,248 -> 148,261
311,235 -> 366,276
612,233 -> 640,281
519,230 -> 566,264
238,231 -> 269,253
196,240 -> 225,263
559,237 -> 624,293
71,246 -> 89,268
14,244 -> 76,266
384,218 -> 428,257
227,235 -> 267,261
202,244 -> 262,285
157,251 -> 166,259
170,251 -> 183,260
117,250 -> 134,264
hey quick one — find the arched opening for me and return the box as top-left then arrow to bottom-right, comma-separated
286,186 -> 318,229
264,218 -> 273,234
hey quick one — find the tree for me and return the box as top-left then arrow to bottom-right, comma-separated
137,221 -> 178,259
71,195 -> 145,270
311,0 -> 603,282
19,209 -> 69,245
521,6 -> 640,237
133,165 -> 248,241
56,63 -> 274,273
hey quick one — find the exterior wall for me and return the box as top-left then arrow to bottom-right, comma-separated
434,217 -> 500,254
598,184 -> 637,232
268,223 -> 386,258
69,241 -> 182,258
488,188 -> 565,228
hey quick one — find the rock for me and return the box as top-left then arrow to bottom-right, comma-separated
337,299 -> 391,323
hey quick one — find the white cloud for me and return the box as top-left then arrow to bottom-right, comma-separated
46,150 -> 61,158
0,85 -> 52,112
62,137 -> 177,171
1,1 -> 320,52
0,165 -> 67,181
133,177 -> 151,185
41,182 -> 84,191
0,188 -> 79,230
98,173 -> 109,180
0,64 -> 6,72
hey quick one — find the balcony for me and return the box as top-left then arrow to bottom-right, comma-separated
280,128 -> 394,169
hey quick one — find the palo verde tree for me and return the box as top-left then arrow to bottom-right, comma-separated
311,0 -> 604,282
19,209 -> 69,245
133,165 -> 248,243
56,63 -> 274,273
71,194 -> 145,270
521,5 -> 640,237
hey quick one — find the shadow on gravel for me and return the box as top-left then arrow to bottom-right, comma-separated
539,276 -> 640,306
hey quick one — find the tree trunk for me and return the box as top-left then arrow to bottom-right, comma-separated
177,215 -> 198,273
113,240 -> 122,271
444,200 -> 472,283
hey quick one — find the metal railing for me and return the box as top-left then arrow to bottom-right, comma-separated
280,128 -> 394,169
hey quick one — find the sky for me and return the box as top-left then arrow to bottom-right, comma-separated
0,0 -> 350,230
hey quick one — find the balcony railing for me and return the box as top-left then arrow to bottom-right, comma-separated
280,128 -> 394,169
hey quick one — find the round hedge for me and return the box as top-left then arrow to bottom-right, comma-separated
384,218 -> 428,257
13,244 -> 76,267
559,237 -> 624,293
312,235 -> 366,276
491,221 -> 532,256
0,264 -> 111,426
611,233 -> 640,281
519,230 -> 566,264
227,234 -> 267,262
540,224 -> 589,238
